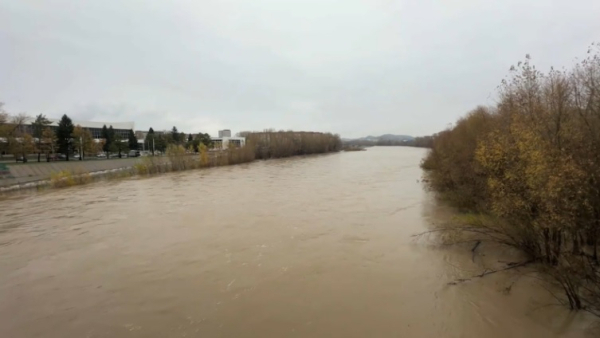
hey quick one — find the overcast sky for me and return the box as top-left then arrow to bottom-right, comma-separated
1,0 -> 599,138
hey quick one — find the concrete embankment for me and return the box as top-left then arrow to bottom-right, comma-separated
0,158 -> 143,190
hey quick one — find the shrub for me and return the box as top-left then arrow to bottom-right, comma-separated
422,44 -> 600,314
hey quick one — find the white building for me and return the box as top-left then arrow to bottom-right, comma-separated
218,129 -> 232,138
211,136 -> 245,149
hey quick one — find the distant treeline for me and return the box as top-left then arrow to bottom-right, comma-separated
421,45 -> 600,315
343,136 -> 433,148
402,136 -> 433,148
243,130 -> 342,159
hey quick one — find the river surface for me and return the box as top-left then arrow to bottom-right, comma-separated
0,147 -> 594,337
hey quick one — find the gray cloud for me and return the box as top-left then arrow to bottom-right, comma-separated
1,0 -> 599,137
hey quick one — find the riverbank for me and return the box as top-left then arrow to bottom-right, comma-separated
0,131 -> 343,193
421,46 -> 600,316
0,157 -> 143,190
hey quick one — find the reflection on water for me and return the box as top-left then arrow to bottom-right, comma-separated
0,147 -> 593,337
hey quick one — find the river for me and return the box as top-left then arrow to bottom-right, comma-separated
0,147 -> 594,337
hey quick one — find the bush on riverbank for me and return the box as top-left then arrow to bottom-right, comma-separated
49,168 -> 92,188
422,44 -> 600,315
40,130 -> 338,190
133,143 -> 256,175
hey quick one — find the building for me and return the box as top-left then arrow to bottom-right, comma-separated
218,129 -> 231,138
17,117 -> 134,140
211,136 -> 245,149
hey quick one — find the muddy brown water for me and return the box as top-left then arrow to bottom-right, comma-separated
0,147 -> 595,337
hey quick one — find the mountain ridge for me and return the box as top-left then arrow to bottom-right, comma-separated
346,134 -> 415,142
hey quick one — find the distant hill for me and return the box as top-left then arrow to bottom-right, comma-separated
349,134 -> 415,143
343,134 -> 432,148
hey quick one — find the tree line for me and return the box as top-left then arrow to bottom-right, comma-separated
0,111 -> 138,162
244,130 -> 342,159
143,126 -> 212,156
342,136 -> 433,148
421,44 -> 600,314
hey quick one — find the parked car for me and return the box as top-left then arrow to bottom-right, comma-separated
16,156 -> 27,162
97,153 -> 107,159
128,150 -> 141,157
57,154 -> 67,160
73,153 -> 81,159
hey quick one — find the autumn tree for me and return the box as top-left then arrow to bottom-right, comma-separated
18,134 -> 36,162
41,127 -> 56,161
421,45 -> 600,313
31,114 -> 51,162
6,114 -> 31,162
199,143 -> 209,166
72,125 -> 94,160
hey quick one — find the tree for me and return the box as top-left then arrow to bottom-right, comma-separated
72,125 -> 94,160
155,134 -> 167,153
6,114 -> 31,162
186,133 -> 194,151
162,132 -> 174,145
190,133 -> 211,153
18,134 -> 36,162
0,103 -> 8,157
56,114 -> 74,161
128,129 -> 138,150
113,133 -> 129,158
41,127 -> 56,161
31,114 -> 51,162
101,125 -> 110,158
171,126 -> 179,144
145,127 -> 155,156
0,102 -> 7,125
195,133 -> 212,148
101,125 -> 116,158
199,143 -> 209,166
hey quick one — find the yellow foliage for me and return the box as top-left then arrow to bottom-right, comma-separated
422,44 -> 600,312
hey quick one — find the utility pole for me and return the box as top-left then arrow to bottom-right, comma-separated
153,137 -> 155,156
80,136 -> 83,161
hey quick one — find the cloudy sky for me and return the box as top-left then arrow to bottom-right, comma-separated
1,0 -> 599,138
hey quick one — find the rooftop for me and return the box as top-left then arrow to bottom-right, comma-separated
16,116 -> 135,130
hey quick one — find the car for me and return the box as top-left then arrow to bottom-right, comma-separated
128,150 -> 141,157
16,156 -> 28,162
73,154 -> 81,159
57,154 -> 67,160
97,153 -> 107,159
